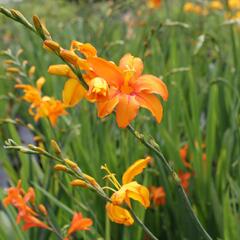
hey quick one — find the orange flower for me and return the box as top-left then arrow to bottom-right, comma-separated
67,212 -> 93,236
149,186 -> 166,206
15,77 -> 45,109
102,156 -> 151,225
22,215 -> 49,231
88,54 -> 168,128
178,170 -> 191,193
147,0 -> 161,9
3,180 -> 49,231
179,144 -> 192,169
16,78 -> 67,126
34,97 -> 68,126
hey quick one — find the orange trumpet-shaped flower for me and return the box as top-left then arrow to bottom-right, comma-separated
88,54 -> 168,128
149,186 -> 166,206
3,180 -> 49,231
67,212 -> 93,236
103,156 -> 151,225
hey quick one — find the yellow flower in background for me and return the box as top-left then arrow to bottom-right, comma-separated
208,1 -> 224,10
229,0 -> 240,10
183,2 -> 208,15
103,156 -> 151,225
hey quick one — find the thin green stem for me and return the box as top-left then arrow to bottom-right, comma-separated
127,207 -> 158,240
127,124 -> 212,240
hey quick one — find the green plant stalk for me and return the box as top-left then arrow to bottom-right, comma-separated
127,124 -> 212,240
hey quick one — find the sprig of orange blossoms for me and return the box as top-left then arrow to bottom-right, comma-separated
46,40 -> 168,128
15,77 -> 67,126
3,180 -> 93,239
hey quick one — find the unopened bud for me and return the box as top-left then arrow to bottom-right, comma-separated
64,159 -> 78,170
10,9 -> 33,29
70,179 -> 88,188
32,15 -> 51,40
60,49 -> 78,65
38,204 -> 48,216
27,123 -> 34,131
54,164 -> 67,172
28,144 -> 46,154
83,174 -> 98,187
28,66 -> 35,77
51,140 -> 61,155
3,60 -> 14,65
43,40 -> 61,52
7,67 -> 20,73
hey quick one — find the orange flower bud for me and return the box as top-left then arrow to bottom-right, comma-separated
64,159 -> 78,170
60,49 -> 79,65
43,40 -> 61,52
83,174 -> 98,187
51,140 -> 61,155
54,164 -> 68,172
3,60 -> 14,65
70,179 -> 88,188
38,204 -> 48,216
7,67 -> 20,73
28,66 -> 36,77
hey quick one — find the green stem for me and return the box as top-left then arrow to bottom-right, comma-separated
127,207 -> 158,240
127,124 -> 212,240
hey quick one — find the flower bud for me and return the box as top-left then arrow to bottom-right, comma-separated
38,204 -> 48,216
64,159 -> 78,170
83,174 -> 98,187
54,164 -> 68,172
51,140 -> 61,155
70,179 -> 88,188
43,40 -> 61,52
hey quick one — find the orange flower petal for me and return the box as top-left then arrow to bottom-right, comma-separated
134,74 -> 168,101
136,92 -> 163,123
71,41 -> 97,57
62,78 -> 86,107
97,88 -> 119,118
122,156 -> 151,185
88,57 -> 124,88
67,212 -> 93,236
106,203 -> 134,226
116,94 -> 139,128
119,53 -> 143,82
